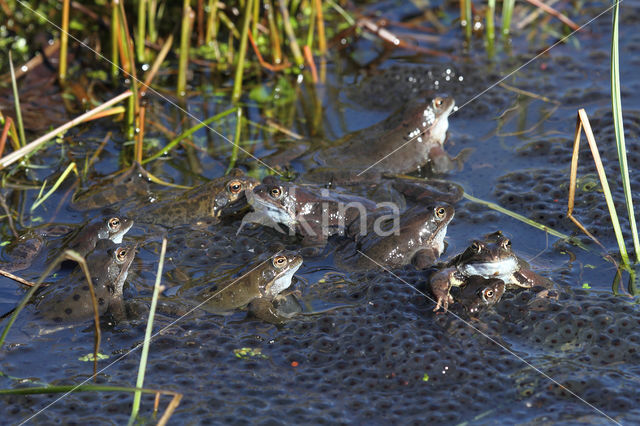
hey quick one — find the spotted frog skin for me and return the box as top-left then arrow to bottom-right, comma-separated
431,231 -> 550,312
346,204 -> 455,270
454,275 -> 506,315
37,240 -> 136,324
239,176 -> 379,246
133,169 -> 258,226
198,251 -> 303,323
305,96 -> 457,181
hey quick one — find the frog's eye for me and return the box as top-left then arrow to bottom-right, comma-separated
228,180 -> 243,194
501,238 -> 512,249
108,217 -> 121,231
273,255 -> 287,268
471,242 -> 483,252
115,247 -> 128,262
435,206 -> 447,219
483,288 -> 495,300
433,97 -> 444,107
269,186 -> 282,199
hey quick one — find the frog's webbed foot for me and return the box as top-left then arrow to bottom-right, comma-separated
247,298 -> 296,325
430,271 -> 454,312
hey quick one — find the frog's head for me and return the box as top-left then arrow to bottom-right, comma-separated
213,169 -> 260,218
96,215 -> 134,244
259,251 -> 303,298
404,96 -> 455,147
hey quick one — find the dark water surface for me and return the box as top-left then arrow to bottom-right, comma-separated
2,1 -> 640,424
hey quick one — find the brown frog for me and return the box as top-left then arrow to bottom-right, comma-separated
71,162 -> 151,211
341,204 -> 455,270
36,240 -> 136,324
431,231 -> 551,312
304,96 -> 459,182
196,251 -> 303,324
239,176 -> 380,246
133,169 -> 258,226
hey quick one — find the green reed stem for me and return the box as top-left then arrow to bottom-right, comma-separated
136,0 -> 147,63
278,0 -> 304,67
142,107 -> 237,164
8,52 -> 26,148
148,0 -> 158,43
231,0 -> 254,103
486,0 -> 496,54
265,0 -> 282,63
610,0 -> 639,263
59,0 -> 70,82
117,0 -> 138,140
460,0 -> 472,40
111,0 -> 119,80
501,0 -> 515,38
205,0 -> 219,44
178,0 -> 194,97
129,237 -> 167,425
226,107 -> 242,173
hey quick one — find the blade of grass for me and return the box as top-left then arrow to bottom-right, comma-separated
231,0 -> 255,103
59,0 -> 70,82
30,162 -> 78,212
148,0 -> 158,43
141,34 -> 174,95
129,237 -> 167,425
610,0 -> 639,263
462,192 -> 588,250
226,107 -> 242,173
568,109 -> 629,265
0,90 -> 132,171
142,107 -> 236,164
177,0 -> 195,97
8,52 -> 26,147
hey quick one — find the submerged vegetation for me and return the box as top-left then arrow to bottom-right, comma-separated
0,0 -> 637,423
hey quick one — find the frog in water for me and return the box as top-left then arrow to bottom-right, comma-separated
63,215 -> 133,256
430,231 -> 551,312
239,176 -> 380,246
0,232 -> 44,273
36,240 -> 136,324
133,169 -> 259,227
0,215 -> 132,273
341,204 -> 454,270
196,251 -> 303,324
453,275 -> 505,316
303,96 -> 459,182
71,162 -> 151,211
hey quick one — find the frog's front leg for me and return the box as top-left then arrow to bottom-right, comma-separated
413,248 -> 440,270
247,298 -> 297,325
429,268 -> 456,312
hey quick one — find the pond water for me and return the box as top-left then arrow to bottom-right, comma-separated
1,1 -> 640,424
